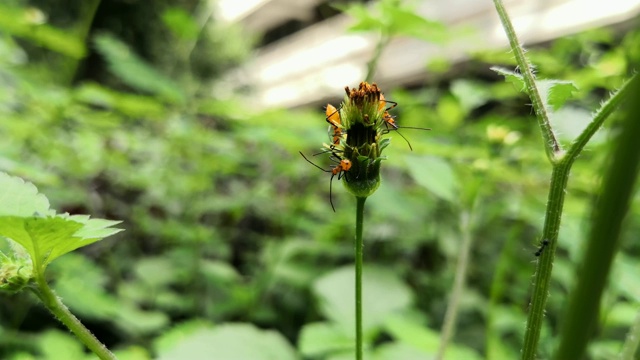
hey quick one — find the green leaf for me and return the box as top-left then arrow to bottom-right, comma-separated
298,322 -> 353,357
162,8 -> 200,40
490,67 -> 525,91
384,314 -> 483,359
38,329 -> 86,360
385,6 -> 447,43
0,4 -> 86,58
156,323 -> 297,360
312,265 -> 414,336
94,33 -> 185,103
538,79 -> 579,110
406,155 -> 459,202
490,67 -> 578,110
340,4 -> 385,33
0,214 -> 122,272
0,171 -> 51,217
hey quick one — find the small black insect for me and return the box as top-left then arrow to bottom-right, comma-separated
535,239 -> 550,257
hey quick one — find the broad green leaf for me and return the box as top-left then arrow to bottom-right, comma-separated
0,172 -> 51,217
384,314 -> 483,359
94,33 -> 185,103
51,253 -> 120,319
114,304 -> 169,335
374,343 -> 430,360
156,323 -> 297,360
313,265 -> 413,336
385,6 -> 447,43
298,322 -> 352,357
406,155 -> 458,202
0,215 -> 122,272
38,329 -> 86,360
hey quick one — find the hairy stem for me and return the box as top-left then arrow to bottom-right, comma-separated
31,275 -> 116,360
354,196 -> 367,360
521,164 -> 569,359
554,75 -> 640,360
492,0 -> 560,161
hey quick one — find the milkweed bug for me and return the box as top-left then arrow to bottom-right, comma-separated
299,151 -> 351,212
535,239 -> 549,257
379,93 -> 431,151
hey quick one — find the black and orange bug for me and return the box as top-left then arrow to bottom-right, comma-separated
378,93 -> 431,151
325,103 -> 343,146
299,151 -> 351,212
535,239 -> 549,257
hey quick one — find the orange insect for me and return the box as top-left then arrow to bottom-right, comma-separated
299,151 -> 351,212
325,104 -> 343,146
378,93 -> 431,151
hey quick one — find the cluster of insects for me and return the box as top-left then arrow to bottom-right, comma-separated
300,91 -> 430,211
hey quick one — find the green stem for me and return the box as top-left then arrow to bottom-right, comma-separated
32,275 -> 116,360
554,75 -> 640,360
521,164 -> 569,359
521,75 -> 638,360
354,196 -> 367,360
436,211 -> 474,360
620,308 -> 640,360
492,0 -> 561,161
364,34 -> 390,83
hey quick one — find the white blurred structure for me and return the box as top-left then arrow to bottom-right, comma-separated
217,0 -> 640,109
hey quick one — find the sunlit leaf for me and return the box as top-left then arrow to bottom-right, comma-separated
385,6 -> 447,43
313,265 -> 413,335
298,322 -> 352,357
0,172 -> 51,217
156,323 -> 297,360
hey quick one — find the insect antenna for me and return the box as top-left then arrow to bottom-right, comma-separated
299,151 -> 330,173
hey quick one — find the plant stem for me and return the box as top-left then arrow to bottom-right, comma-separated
492,0 -> 561,161
436,210 -> 474,360
521,75 -> 638,360
620,308 -> 640,360
521,164 -> 569,359
31,275 -> 117,360
365,34 -> 390,83
554,75 -> 640,360
354,196 -> 367,360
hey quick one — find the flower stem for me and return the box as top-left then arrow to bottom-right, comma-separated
436,211 -> 474,360
31,275 -> 117,360
354,196 -> 367,360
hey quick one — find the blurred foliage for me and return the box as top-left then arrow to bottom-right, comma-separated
0,0 -> 639,359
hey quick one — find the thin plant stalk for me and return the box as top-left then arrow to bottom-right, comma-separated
354,196 -> 367,360
364,34 -> 391,83
491,1 -> 639,358
620,308 -> 640,360
554,75 -> 640,360
436,210 -> 474,360
31,275 -> 117,360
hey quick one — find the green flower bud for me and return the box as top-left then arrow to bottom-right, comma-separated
0,254 -> 33,293
338,82 -> 390,198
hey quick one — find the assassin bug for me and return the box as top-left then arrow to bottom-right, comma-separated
379,94 -> 431,151
299,151 -> 351,212
535,239 -> 549,257
325,103 -> 343,146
